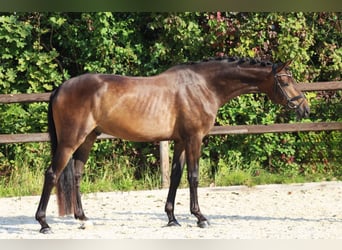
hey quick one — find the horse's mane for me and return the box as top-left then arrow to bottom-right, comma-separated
183,56 -> 276,68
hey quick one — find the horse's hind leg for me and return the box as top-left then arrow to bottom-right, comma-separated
73,131 -> 97,220
35,145 -> 75,233
165,141 -> 185,226
35,165 -> 56,233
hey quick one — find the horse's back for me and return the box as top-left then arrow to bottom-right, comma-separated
53,73 -> 179,141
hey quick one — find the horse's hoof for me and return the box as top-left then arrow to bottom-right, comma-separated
40,227 -> 52,234
75,213 -> 88,221
197,220 -> 210,228
166,220 -> 181,227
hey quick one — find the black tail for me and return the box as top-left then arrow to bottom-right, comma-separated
48,88 -> 58,158
48,88 -> 76,216
57,158 -> 75,216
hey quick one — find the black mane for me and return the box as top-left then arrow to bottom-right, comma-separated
183,56 -> 276,67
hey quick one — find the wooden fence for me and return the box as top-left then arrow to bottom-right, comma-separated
1,81 -> 342,187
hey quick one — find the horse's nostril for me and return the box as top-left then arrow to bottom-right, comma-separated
300,106 -> 310,119
296,104 -> 310,120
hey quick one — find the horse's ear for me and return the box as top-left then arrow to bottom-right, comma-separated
273,60 -> 292,74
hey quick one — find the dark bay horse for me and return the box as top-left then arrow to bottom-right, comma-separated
35,57 -> 309,233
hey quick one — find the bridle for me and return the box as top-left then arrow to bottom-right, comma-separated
274,72 -> 305,110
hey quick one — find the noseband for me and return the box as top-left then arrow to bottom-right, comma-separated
274,72 -> 304,109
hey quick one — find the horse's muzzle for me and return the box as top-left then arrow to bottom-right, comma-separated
296,102 -> 310,120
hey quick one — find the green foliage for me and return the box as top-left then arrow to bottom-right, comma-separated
0,12 -> 341,196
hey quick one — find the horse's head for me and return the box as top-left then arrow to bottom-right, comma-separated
262,61 -> 310,119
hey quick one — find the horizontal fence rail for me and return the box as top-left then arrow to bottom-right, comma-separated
0,122 -> 341,144
0,133 -> 116,144
0,92 -> 51,104
0,81 -> 341,104
1,80 -> 341,187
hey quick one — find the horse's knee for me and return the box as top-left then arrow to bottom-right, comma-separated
188,174 -> 199,188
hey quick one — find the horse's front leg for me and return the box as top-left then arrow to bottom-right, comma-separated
165,141 -> 185,226
186,136 -> 209,228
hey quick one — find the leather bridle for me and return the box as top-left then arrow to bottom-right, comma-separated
274,72 -> 305,109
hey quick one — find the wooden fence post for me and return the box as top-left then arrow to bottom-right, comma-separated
159,141 -> 170,188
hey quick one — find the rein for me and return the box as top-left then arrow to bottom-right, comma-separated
274,73 -> 304,109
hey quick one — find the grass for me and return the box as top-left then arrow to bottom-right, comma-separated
213,168 -> 337,187
80,163 -> 162,194
0,156 -> 340,198
0,165 -> 44,197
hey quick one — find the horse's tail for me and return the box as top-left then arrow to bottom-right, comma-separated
56,158 -> 75,216
48,87 -> 76,216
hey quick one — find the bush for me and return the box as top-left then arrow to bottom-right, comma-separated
0,12 -> 341,195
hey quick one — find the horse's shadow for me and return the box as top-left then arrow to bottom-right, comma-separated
0,215 -> 81,235
208,214 -> 342,224
84,211 -> 342,225
1,212 -> 340,235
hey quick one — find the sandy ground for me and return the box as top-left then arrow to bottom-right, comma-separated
0,181 -> 341,239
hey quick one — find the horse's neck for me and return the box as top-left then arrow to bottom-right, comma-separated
199,63 -> 270,106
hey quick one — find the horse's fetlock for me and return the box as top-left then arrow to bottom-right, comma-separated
165,202 -> 174,213
190,206 -> 200,215
35,210 -> 45,221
